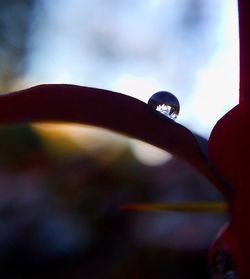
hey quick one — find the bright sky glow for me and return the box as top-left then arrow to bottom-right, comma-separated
181,0 -> 239,135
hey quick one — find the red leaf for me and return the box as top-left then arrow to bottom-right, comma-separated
208,105 -> 240,186
0,84 -> 228,196
208,102 -> 250,277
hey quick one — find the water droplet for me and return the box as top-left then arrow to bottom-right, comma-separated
148,91 -> 180,120
211,249 -> 238,279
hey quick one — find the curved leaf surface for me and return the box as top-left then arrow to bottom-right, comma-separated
0,84 -> 229,197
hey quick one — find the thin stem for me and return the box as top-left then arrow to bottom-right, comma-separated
239,0 -> 250,103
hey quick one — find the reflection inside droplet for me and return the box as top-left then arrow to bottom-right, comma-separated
148,91 -> 180,120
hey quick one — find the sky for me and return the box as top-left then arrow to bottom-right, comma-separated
23,0 -> 239,164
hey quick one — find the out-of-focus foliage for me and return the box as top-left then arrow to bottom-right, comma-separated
0,125 -> 227,278
0,0 -> 34,90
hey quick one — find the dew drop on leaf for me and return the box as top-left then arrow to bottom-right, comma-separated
148,91 -> 180,120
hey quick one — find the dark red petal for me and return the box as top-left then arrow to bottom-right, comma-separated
239,0 -> 250,103
208,105 -> 240,186
208,1 -> 250,277
208,102 -> 250,278
231,102 -> 250,278
208,95 -> 250,279
0,84 -> 228,196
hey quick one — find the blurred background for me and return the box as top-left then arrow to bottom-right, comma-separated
0,0 -> 238,278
